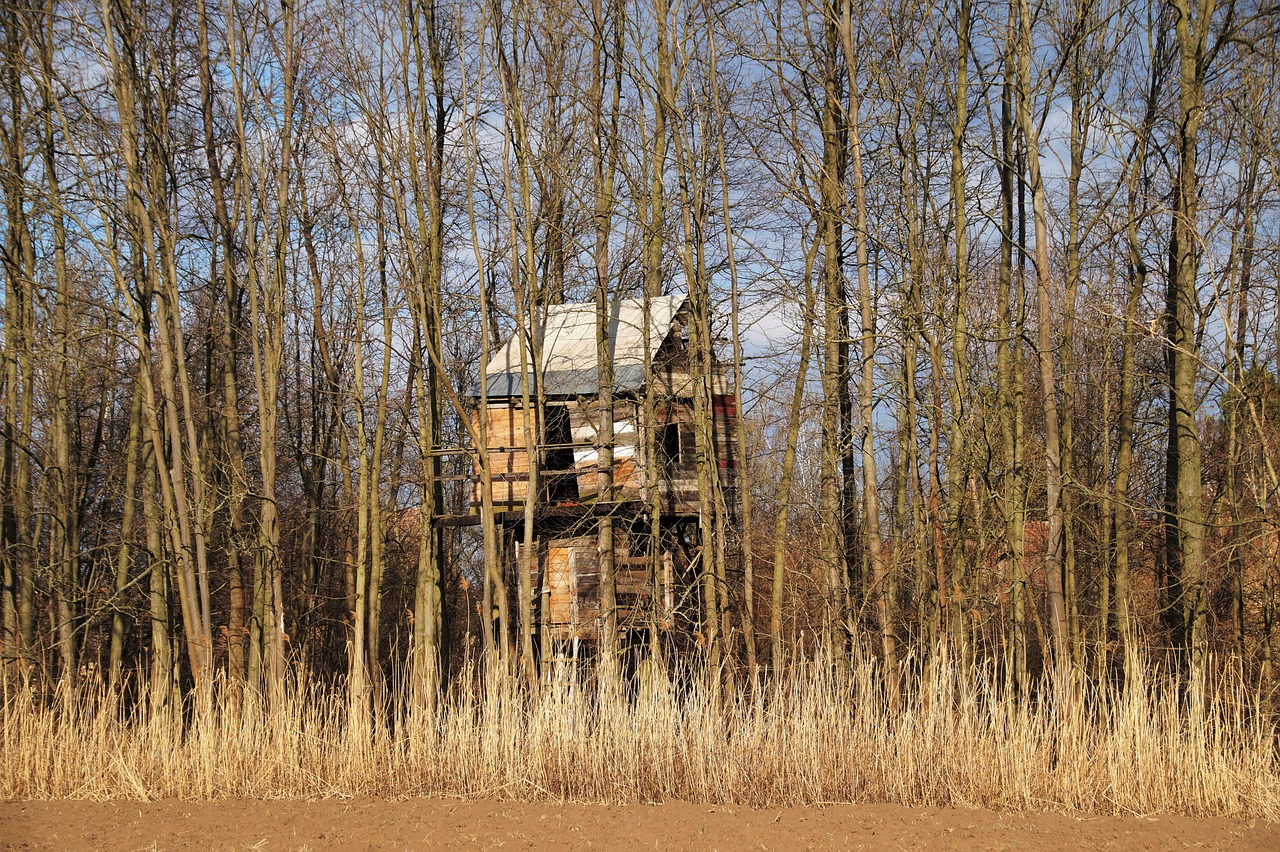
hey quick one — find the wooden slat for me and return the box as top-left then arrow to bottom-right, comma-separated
616,577 -> 652,596
547,545 -> 573,625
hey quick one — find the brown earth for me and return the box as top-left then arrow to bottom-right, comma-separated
1,798 -> 1275,851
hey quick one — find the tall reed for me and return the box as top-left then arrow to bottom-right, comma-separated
2,654 -> 1276,817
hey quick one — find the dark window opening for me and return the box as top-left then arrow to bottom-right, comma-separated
657,422 -> 696,472
543,404 -> 579,503
659,423 -> 681,469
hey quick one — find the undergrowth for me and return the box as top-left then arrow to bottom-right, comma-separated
3,652 -> 1275,818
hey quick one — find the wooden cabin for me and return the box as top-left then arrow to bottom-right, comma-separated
469,294 -> 737,654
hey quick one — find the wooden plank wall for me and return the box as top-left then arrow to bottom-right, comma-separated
650,367 -> 737,516
535,532 -> 665,638
469,378 -> 736,516
470,404 -> 537,508
571,399 -> 642,501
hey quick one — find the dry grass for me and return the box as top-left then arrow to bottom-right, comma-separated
2,654 -> 1276,818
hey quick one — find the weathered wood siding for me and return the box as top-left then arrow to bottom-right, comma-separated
469,388 -> 736,515
532,531 -> 668,639
569,400 -> 643,501
470,403 -> 538,508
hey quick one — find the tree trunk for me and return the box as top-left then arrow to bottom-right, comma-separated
1014,0 -> 1070,683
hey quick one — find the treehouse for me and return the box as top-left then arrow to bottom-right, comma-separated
468,294 -> 738,654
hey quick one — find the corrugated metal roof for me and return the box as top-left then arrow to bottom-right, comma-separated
482,294 -> 687,398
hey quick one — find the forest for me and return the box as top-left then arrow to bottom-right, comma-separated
1,0 -> 1279,814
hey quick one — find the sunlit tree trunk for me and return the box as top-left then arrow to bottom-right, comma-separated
403,0 -> 450,694
0,1 -> 38,676
707,11 -> 757,679
196,0 -> 249,688
1166,0 -> 1221,674
589,0 -> 624,678
817,0 -> 851,664
996,14 -> 1028,692
837,1 -> 894,688
1014,0 -> 1069,683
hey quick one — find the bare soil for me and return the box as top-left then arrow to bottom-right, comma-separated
1,798 -> 1275,851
